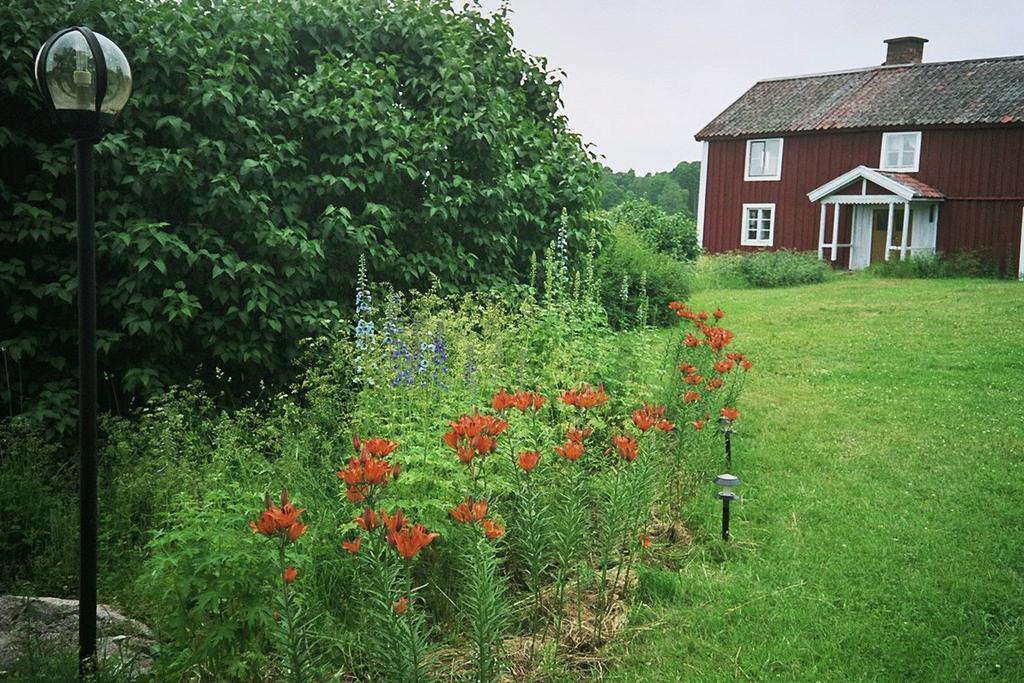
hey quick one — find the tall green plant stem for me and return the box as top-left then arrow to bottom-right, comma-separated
277,541 -> 305,683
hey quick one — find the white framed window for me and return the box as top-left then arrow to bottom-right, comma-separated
880,131 -> 921,172
741,203 -> 775,246
745,138 -> 783,181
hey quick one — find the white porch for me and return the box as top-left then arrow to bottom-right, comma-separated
807,166 -> 944,270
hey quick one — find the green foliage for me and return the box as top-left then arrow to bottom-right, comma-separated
738,250 -> 831,288
685,254 -> 749,291
598,161 -> 701,216
0,419 -> 77,594
689,251 -> 832,291
0,0 -> 599,427
607,197 -> 701,262
865,251 -> 999,279
594,224 -> 691,329
458,534 -> 512,683
140,487 -> 278,680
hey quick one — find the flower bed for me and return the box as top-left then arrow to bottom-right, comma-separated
238,298 -> 752,681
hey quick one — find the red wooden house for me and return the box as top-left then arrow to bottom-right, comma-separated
694,37 -> 1024,277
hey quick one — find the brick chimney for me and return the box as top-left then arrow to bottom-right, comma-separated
884,36 -> 928,65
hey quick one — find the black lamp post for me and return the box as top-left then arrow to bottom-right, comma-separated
715,473 -> 741,541
718,416 -> 736,469
34,26 -> 131,678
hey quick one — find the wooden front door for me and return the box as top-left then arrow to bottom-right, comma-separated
871,207 -> 908,263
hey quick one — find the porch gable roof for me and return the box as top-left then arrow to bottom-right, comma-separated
807,165 -> 945,202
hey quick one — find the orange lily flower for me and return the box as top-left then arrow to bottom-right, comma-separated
683,391 -> 701,403
518,450 -> 540,472
381,509 -> 408,536
611,434 -> 638,462
450,498 -> 488,524
481,519 -> 504,540
555,441 -> 583,461
389,523 -> 439,560
713,360 -> 734,373
393,596 -> 409,615
560,383 -> 609,409
283,566 -> 297,584
492,387 -> 515,412
287,522 -> 308,542
565,426 -> 592,443
720,407 -> 740,421
354,507 -> 379,530
342,537 -> 361,554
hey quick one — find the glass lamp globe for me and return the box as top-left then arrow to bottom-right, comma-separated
34,27 -> 131,136
715,473 -> 741,500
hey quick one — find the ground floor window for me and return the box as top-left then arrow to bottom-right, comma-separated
741,203 -> 775,246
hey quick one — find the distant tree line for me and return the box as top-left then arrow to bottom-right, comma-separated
597,161 -> 701,216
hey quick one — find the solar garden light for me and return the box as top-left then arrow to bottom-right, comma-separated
34,26 -> 131,678
715,474 -> 741,541
718,416 -> 736,469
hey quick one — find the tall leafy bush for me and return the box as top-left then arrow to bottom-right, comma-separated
594,225 -> 691,329
607,198 -> 701,262
0,0 -> 599,426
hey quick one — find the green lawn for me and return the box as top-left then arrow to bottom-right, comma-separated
605,276 -> 1024,682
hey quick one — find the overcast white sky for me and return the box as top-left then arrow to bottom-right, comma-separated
476,0 -> 1024,174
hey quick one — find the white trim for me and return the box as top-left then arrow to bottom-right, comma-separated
831,203 -> 841,261
744,138 -> 783,181
697,141 -> 709,247
884,203 -> 895,262
818,204 -> 827,260
807,165 -> 919,202
740,203 -> 775,247
822,195 -> 913,205
880,131 -> 922,172
899,200 -> 911,259
1018,208 -> 1024,280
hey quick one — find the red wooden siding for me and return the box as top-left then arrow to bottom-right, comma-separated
702,127 -> 1024,273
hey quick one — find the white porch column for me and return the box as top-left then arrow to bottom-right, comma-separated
884,203 -> 895,261
900,201 -> 911,260
1018,207 -> 1023,280
831,203 -> 840,261
818,204 -> 827,260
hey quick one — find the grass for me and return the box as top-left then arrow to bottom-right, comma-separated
604,276 -> 1024,681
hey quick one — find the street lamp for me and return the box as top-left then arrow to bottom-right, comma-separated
715,473 -> 741,541
34,26 -> 131,678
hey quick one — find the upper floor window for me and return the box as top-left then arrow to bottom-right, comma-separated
880,131 -> 921,172
745,138 -> 783,181
741,203 -> 775,247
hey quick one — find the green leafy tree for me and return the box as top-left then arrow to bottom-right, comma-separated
668,160 -> 701,214
0,0 -> 599,428
607,198 -> 700,263
597,162 -> 699,216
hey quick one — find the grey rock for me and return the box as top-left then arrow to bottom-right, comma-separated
0,595 -> 154,676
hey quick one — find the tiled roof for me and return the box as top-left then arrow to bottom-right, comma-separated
696,56 -> 1024,140
874,171 -> 944,198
